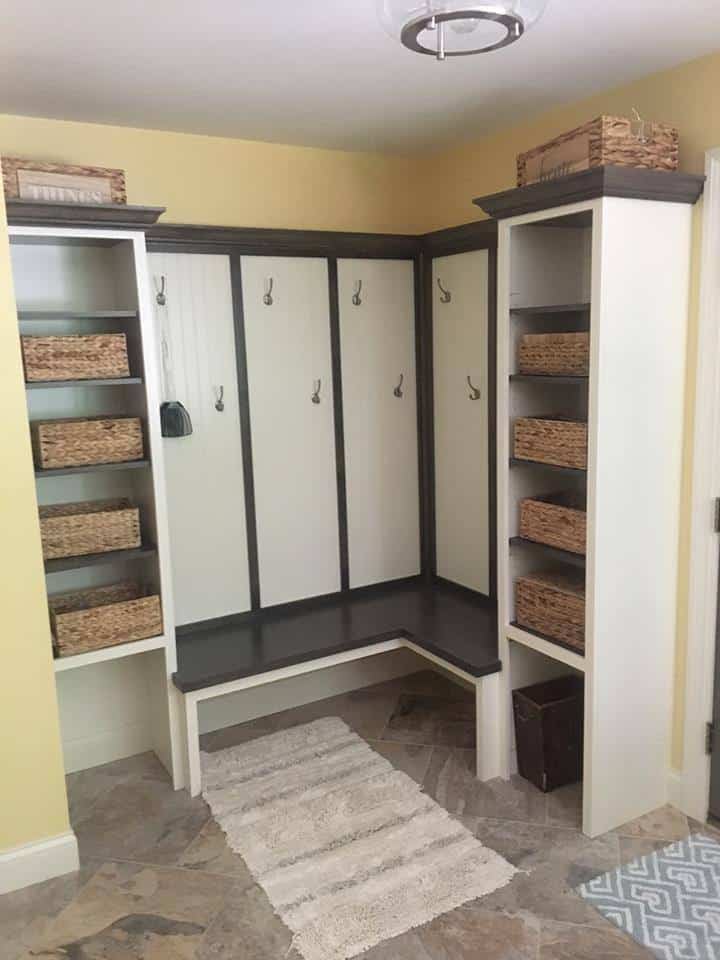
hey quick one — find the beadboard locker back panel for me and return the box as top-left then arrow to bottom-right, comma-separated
241,256 -> 340,607
432,250 -> 490,595
338,258 -> 420,588
149,252 -> 251,626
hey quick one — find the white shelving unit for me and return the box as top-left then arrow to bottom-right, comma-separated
9,223 -> 184,787
488,176 -> 701,837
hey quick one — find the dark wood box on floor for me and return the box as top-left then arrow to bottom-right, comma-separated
512,675 -> 584,793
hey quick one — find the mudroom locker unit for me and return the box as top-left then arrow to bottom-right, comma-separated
147,223 -> 498,631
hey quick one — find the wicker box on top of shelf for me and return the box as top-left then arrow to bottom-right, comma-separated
39,498 -> 140,560
514,417 -> 588,470
49,582 -> 162,657
516,115 -> 679,186
31,416 -> 144,469
21,333 -> 130,382
519,332 -> 590,377
516,571 -> 586,653
520,492 -> 586,555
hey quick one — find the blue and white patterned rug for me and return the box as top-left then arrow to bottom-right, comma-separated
580,833 -> 720,959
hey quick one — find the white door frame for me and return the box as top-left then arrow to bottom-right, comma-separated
681,147 -> 720,822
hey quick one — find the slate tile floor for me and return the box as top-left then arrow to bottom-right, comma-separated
0,669 -> 702,959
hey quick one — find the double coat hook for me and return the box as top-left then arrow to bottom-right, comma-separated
352,280 -> 363,306
312,379 -> 322,404
437,278 -> 451,304
467,376 -> 481,400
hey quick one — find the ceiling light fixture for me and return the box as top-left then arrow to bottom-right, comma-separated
378,1 -> 549,60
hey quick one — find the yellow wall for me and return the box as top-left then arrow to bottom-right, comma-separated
419,50 -> 720,770
0,114 -> 422,234
0,188 -> 70,850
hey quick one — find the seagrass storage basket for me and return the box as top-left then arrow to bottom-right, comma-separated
21,333 -> 130,382
518,332 -> 590,377
517,115 -> 679,186
39,498 -> 140,560
49,582 -> 162,657
31,416 -> 144,469
514,417 -> 588,470
515,571 -> 586,652
519,492 -> 586,555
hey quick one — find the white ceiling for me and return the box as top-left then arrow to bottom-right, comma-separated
1,1 -> 719,153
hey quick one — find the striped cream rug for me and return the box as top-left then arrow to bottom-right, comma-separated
201,716 -> 516,960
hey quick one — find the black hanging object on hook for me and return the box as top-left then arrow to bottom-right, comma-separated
160,401 -> 193,438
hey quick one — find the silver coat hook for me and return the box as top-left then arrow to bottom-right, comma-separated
312,379 -> 321,404
437,278 -> 451,304
263,277 -> 274,306
155,275 -> 166,306
393,374 -> 404,398
467,376 -> 481,401
214,385 -> 224,412
352,279 -> 362,306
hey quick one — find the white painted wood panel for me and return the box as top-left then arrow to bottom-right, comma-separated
242,256 -> 340,607
433,250 -> 490,595
149,252 -> 251,626
583,197 -> 690,837
338,258 -> 420,588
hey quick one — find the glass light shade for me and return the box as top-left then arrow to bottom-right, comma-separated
378,0 -> 549,57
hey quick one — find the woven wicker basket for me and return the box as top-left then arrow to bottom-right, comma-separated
49,582 -> 162,657
21,334 -> 130,382
39,498 -> 140,560
516,571 -> 586,652
514,417 -> 588,470
519,492 -> 586,555
517,115 -> 679,186
519,333 -> 590,377
31,416 -> 144,469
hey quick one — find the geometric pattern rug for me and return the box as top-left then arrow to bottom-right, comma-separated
201,717 -> 517,960
580,833 -> 720,960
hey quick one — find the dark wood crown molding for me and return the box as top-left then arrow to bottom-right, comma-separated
147,223 -> 422,258
422,219 -> 498,256
474,165 -> 705,220
6,199 -> 166,229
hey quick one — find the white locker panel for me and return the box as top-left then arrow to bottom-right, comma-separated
433,250 -> 490,595
149,252 -> 251,625
338,259 -> 420,588
241,256 -> 340,607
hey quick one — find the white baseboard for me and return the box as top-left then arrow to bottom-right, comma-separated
0,831 -> 79,895
62,722 -> 153,774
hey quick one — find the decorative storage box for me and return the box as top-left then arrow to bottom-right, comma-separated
513,675 -> 584,793
31,416 -> 144,469
21,333 -> 130,382
514,417 -> 588,470
517,115 -> 679,187
519,492 -> 586,555
518,332 -> 590,377
49,582 -> 162,657
39,498 -> 141,560
516,571 -> 586,652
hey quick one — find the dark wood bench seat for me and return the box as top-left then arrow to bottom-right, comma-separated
172,578 -> 500,693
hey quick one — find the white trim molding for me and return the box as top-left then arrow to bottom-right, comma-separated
680,147 -> 720,822
0,831 -> 79,895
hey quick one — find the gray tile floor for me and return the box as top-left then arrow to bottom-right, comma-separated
0,669 -> 706,959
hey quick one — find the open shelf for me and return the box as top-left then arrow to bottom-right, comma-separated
53,634 -> 167,672
510,374 -> 588,386
18,310 -> 138,322
510,303 -> 591,316
44,544 -> 157,574
510,536 -> 585,569
27,377 -> 143,390
35,459 -> 150,478
510,457 -> 586,476
507,621 -> 585,672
